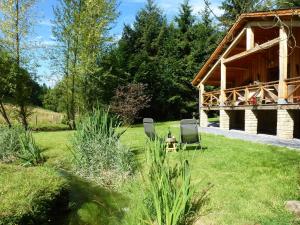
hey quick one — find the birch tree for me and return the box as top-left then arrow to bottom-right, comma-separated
0,0 -> 37,129
52,0 -> 117,128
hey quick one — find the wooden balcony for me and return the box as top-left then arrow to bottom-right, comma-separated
202,77 -> 300,109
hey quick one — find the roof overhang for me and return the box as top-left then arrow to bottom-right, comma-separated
191,8 -> 300,87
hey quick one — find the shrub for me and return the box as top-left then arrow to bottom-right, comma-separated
130,140 -> 211,225
0,126 -> 22,162
111,83 -> 151,124
72,109 -> 134,187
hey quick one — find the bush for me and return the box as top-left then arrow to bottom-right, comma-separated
0,126 -> 22,162
111,83 -> 151,124
72,109 -> 134,187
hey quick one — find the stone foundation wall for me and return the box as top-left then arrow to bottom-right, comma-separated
277,109 -> 294,139
220,110 -> 230,130
200,110 -> 208,127
245,110 -> 258,134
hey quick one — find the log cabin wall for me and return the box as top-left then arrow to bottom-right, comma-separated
288,27 -> 300,97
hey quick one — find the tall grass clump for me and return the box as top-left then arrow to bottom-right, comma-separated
0,126 -> 44,165
72,109 -> 134,187
19,131 -> 45,166
127,140 -> 211,225
0,126 -> 21,162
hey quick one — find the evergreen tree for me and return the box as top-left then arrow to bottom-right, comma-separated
276,0 -> 300,8
219,0 -> 262,27
118,0 -> 169,118
97,0 -> 220,120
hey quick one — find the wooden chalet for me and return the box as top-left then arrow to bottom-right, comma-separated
192,8 -> 300,139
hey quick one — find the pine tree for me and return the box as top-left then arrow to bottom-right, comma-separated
276,0 -> 300,8
118,0 -> 169,118
219,0 -> 262,27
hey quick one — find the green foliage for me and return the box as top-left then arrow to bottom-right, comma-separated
0,126 -> 22,162
0,126 -> 44,166
52,0 -> 118,128
0,163 -> 68,225
0,0 -> 38,129
276,0 -> 300,8
89,0 -> 221,120
135,141 -> 210,225
72,109 -> 134,187
219,0 -> 268,27
18,130 -> 45,166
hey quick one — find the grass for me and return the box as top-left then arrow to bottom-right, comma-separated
208,117 -> 219,123
120,121 -> 300,224
0,163 -> 68,225
2,120 -> 299,224
0,105 -> 69,131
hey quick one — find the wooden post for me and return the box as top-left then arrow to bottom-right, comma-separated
199,83 -> 204,107
278,26 -> 288,104
246,25 -> 254,50
220,58 -> 226,106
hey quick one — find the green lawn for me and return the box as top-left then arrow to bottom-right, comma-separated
32,121 -> 300,224
119,121 -> 300,224
0,163 -> 68,225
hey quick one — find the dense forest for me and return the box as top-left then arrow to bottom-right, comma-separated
1,0 -> 299,129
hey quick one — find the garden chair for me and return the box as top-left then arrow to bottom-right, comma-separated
143,118 -> 157,141
179,119 -> 202,150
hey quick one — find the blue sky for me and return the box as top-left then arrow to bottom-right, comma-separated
34,0 -> 222,86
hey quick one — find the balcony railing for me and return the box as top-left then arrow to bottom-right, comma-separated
202,77 -> 300,108
202,90 -> 221,107
286,77 -> 300,103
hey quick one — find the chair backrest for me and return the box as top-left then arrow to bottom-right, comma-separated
180,119 -> 199,144
143,118 -> 156,140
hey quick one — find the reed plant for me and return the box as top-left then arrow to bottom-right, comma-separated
134,140 -> 211,225
18,131 -> 45,166
0,126 -> 45,166
72,109 -> 134,187
0,126 -> 21,162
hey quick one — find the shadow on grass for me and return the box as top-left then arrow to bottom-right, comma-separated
179,145 -> 208,151
56,171 -> 128,225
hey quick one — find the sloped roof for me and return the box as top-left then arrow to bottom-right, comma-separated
191,8 -> 300,86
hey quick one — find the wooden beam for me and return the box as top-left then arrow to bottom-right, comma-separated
223,28 -> 246,58
201,59 -> 221,84
223,37 -> 280,64
201,28 -> 247,84
247,20 -> 300,28
220,58 -> 226,105
199,83 -> 204,107
246,25 -> 254,50
278,26 -> 288,103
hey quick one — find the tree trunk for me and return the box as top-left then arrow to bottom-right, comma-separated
65,39 -> 72,130
0,100 -> 12,128
19,103 -> 28,130
15,0 -> 28,130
